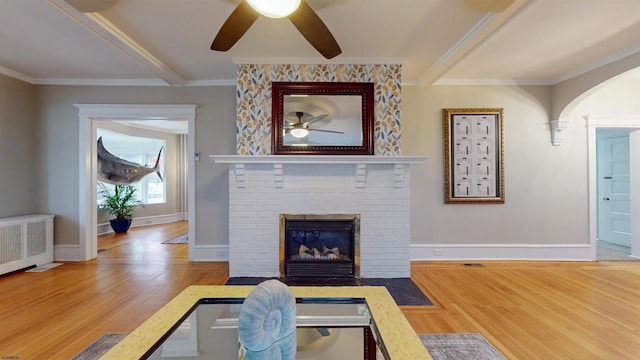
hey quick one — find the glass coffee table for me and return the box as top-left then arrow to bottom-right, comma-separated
101,286 -> 431,359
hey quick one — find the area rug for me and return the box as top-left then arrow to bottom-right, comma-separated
162,233 -> 188,244
225,277 -> 433,306
419,333 -> 506,360
72,332 -> 502,360
71,333 -> 128,360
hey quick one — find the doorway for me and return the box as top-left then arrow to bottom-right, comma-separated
77,104 -> 197,261
587,115 -> 640,260
596,129 -> 631,259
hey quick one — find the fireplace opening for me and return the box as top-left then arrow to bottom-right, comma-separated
280,214 -> 360,278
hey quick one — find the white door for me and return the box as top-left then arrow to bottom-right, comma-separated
597,131 -> 631,247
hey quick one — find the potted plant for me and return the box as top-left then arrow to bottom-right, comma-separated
98,184 -> 143,234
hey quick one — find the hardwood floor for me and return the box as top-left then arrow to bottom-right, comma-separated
408,261 -> 640,359
0,222 -> 227,359
1,222 -> 639,359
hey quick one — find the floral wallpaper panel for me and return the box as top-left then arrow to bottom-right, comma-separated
236,64 -> 401,155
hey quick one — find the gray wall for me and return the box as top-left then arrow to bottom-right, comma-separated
2,67 -> 637,256
34,85 -> 236,246
402,84 -> 590,245
0,74 -> 37,217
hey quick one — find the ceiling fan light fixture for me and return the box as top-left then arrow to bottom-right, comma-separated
246,0 -> 301,18
290,128 -> 309,138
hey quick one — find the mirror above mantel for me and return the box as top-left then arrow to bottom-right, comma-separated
271,82 -> 375,155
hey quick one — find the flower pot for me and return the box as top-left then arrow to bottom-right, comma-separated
110,218 -> 132,234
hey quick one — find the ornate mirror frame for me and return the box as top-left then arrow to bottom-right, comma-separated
271,82 -> 375,155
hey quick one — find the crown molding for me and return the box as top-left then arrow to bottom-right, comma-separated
433,78 -> 553,86
0,70 -> 236,86
34,78 -> 170,86
0,66 -> 35,84
232,57 -> 405,65
186,79 -> 237,86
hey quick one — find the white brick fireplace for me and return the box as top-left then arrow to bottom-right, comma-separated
212,155 -> 426,278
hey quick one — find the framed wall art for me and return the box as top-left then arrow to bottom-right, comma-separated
443,108 -> 504,204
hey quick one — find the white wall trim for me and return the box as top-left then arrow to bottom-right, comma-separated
97,214 -> 187,236
419,0 -> 533,85
47,0 -> 185,85
411,243 -> 592,261
191,244 -> 592,262
54,244 -> 82,261
76,104 -> 197,262
585,114 -> 640,260
189,245 -> 228,262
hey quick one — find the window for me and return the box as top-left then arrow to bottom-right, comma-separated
97,129 -> 166,205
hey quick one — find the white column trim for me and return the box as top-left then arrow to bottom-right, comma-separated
584,114 -> 640,260
75,104 -> 196,261
550,119 -> 570,146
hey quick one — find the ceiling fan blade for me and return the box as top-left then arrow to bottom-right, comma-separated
64,0 -> 118,12
309,129 -> 344,134
288,1 -> 341,59
211,1 -> 259,51
301,114 -> 328,127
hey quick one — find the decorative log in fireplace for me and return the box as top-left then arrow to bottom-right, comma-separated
280,214 -> 360,278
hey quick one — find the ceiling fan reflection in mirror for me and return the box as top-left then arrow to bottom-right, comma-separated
211,0 -> 342,59
285,111 -> 344,138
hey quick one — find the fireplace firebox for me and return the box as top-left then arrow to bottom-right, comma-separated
280,214 -> 360,278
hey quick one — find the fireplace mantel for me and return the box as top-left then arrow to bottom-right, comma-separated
210,155 -> 427,188
209,155 -> 427,165
213,155 -> 426,278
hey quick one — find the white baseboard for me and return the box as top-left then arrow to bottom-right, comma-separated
57,242 -> 592,263
54,244 -> 82,261
98,213 -> 186,235
130,213 -> 186,227
189,243 -> 592,262
56,243 -> 230,262
411,243 -> 593,261
189,245 -> 228,262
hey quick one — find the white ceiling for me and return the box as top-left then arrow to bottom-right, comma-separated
1,0 -> 638,87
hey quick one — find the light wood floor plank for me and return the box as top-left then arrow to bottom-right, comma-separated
407,261 -> 640,359
1,222 -> 639,359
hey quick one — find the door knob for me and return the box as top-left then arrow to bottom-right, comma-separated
603,197 -> 610,201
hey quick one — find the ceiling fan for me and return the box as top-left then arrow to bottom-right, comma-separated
211,0 -> 342,59
285,111 -> 344,138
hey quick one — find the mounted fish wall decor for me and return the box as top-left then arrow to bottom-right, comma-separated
97,136 -> 164,185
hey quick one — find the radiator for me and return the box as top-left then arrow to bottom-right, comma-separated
0,214 -> 55,276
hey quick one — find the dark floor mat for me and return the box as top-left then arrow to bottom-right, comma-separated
360,278 -> 433,306
225,277 -> 433,306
